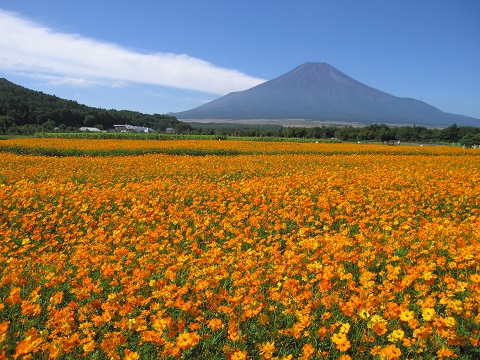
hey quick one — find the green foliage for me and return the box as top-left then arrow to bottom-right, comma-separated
440,123 -> 460,141
459,132 -> 480,147
0,144 -> 244,157
35,132 -> 221,141
0,78 -> 181,134
201,122 -> 478,144
174,122 -> 193,134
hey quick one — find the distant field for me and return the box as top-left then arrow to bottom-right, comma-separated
181,118 -> 366,128
1,139 -> 479,359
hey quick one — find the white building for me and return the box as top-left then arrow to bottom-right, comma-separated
79,127 -> 102,132
114,124 -> 155,133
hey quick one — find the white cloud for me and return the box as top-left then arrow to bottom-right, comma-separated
0,9 -> 265,94
46,77 -> 99,87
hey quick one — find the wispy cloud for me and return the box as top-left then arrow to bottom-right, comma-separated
46,77 -> 100,88
0,9 -> 265,94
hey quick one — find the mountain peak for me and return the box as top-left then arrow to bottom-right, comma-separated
294,62 -> 339,74
174,63 -> 479,127
283,62 -> 336,75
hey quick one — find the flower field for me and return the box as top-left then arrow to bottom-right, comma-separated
0,139 -> 479,359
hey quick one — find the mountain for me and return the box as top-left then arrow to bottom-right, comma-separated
174,62 -> 479,127
0,78 -> 181,134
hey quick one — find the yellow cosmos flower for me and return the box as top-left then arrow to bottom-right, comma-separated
359,309 -> 371,319
422,308 -> 436,321
399,309 -> 415,322
339,322 -> 351,334
443,317 -> 456,328
422,271 -> 435,281
388,329 -> 405,342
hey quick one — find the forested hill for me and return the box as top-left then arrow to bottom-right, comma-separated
0,78 -> 183,134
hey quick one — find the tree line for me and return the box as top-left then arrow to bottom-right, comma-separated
0,78 -> 187,134
189,123 -> 480,147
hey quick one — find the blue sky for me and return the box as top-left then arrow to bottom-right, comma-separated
1,0 -> 479,120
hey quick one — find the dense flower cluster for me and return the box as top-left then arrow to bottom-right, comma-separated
0,138 -> 474,156
0,140 -> 479,359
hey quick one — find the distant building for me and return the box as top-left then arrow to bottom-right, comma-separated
114,124 -> 155,133
80,127 -> 102,132
165,127 -> 175,134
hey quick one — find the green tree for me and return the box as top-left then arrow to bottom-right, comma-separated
41,119 -> 56,131
174,123 -> 193,134
84,115 -> 97,127
335,126 -> 358,141
380,128 -> 396,144
358,127 -> 375,142
0,115 -> 14,134
460,133 -> 480,147
440,124 -> 460,142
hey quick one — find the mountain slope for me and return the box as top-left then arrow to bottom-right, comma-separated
174,62 -> 479,127
0,78 -> 180,133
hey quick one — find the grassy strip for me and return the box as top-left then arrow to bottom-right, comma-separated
35,132 -> 345,143
0,145 -> 246,157
1,144 -> 475,157
34,132 -> 224,140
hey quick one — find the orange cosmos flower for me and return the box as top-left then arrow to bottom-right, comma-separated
20,300 -> 41,317
230,350 -> 248,360
6,287 -> 22,305
62,333 -> 80,354
176,331 -> 200,350
258,313 -> 270,325
469,274 -> 480,283
0,321 -> 9,343
380,344 -> 402,359
370,345 -> 382,356
437,346 -> 458,358
372,321 -> 388,336
13,328 -> 44,359
228,328 -> 241,342
402,337 -> 416,347
49,291 -> 64,305
124,349 -> 140,360
82,339 -> 96,353
259,341 -> 276,359
207,318 -> 224,331
300,343 -> 315,359
317,326 -> 328,340
336,340 -> 351,352
140,330 -> 164,346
